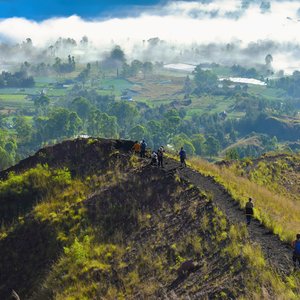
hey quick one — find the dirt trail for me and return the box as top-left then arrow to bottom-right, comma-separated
164,158 -> 293,275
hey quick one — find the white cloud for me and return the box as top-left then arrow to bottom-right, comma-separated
0,0 -> 300,72
0,0 -> 299,46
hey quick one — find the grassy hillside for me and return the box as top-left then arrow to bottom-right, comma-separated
227,153 -> 300,201
184,154 -> 300,243
0,138 -> 299,299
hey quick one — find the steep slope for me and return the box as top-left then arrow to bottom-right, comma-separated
164,159 -> 293,275
0,138 -> 298,299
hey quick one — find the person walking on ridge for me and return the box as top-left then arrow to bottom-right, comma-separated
291,234 -> 300,270
151,151 -> 158,166
179,147 -> 187,167
132,141 -> 141,155
245,197 -> 254,225
157,146 -> 165,168
140,139 -> 147,158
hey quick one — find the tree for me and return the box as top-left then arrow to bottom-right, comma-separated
71,97 -> 91,122
260,1 -> 271,13
163,109 -> 181,137
53,57 -> 62,73
0,71 -> 34,88
45,108 -> 72,139
193,66 -> 218,95
129,125 -> 148,141
146,120 -> 166,148
130,60 -> 143,77
68,112 -> 82,136
100,113 -> 119,139
14,116 -> 32,143
80,36 -> 89,46
109,102 -> 138,135
34,116 -> 48,143
110,45 -> 126,62
191,134 -> 206,155
34,94 -> 50,115
121,63 -> 131,78
142,62 -> 153,79
76,64 -> 91,85
205,135 -> 220,157
225,148 -> 239,160
87,110 -> 118,138
53,56 -> 75,74
183,75 -> 192,98
0,146 -> 13,170
265,54 -> 273,66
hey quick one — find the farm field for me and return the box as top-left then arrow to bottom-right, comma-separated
0,93 -> 32,109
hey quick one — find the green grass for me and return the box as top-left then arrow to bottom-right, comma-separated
35,76 -> 57,84
186,95 -> 236,116
47,88 -> 68,97
99,78 -> 133,91
0,94 -> 27,101
0,94 -> 33,108
0,87 -> 40,95
247,85 -> 286,101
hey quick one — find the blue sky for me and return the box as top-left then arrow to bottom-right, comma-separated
0,0 -> 162,20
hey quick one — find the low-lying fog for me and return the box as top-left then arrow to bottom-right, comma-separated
1,0 -> 300,74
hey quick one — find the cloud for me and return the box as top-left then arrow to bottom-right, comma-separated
0,0 -> 300,72
0,0 -> 299,46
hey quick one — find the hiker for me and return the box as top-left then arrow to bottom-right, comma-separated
245,197 -> 254,225
179,147 -> 186,167
132,141 -> 141,155
291,234 -> 300,269
157,146 -> 165,168
151,151 -> 158,166
140,139 -> 147,158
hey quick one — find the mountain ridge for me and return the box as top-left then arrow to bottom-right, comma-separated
0,138 -> 298,299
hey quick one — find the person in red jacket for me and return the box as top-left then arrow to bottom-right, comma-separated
132,141 -> 141,155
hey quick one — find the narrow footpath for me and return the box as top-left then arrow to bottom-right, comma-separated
163,158 -> 293,275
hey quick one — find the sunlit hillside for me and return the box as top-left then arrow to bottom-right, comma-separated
0,138 -> 299,299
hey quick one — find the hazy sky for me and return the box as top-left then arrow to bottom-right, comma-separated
1,0 -> 300,71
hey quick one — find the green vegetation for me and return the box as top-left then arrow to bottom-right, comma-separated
228,154 -> 300,202
183,155 -> 300,243
1,44 -> 300,170
1,30 -> 300,300
0,141 -> 299,299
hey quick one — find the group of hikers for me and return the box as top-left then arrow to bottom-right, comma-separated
132,139 -> 147,158
132,140 -> 187,168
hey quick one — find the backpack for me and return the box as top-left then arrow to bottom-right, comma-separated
295,241 -> 300,255
180,150 -> 186,159
245,202 -> 253,215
